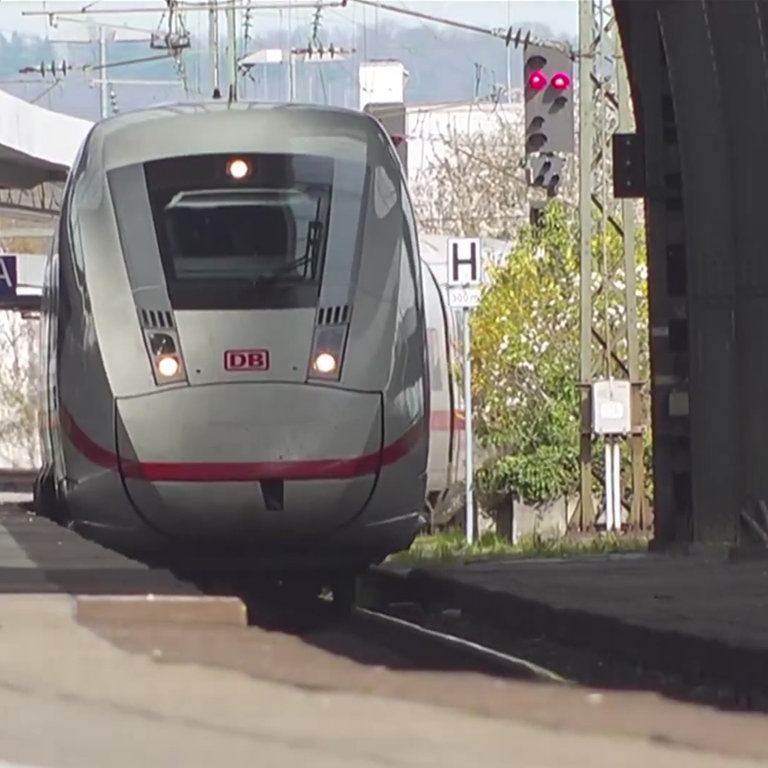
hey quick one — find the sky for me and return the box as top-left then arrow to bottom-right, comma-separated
0,1 -> 578,42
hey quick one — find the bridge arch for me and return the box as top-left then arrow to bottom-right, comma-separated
617,0 -> 768,545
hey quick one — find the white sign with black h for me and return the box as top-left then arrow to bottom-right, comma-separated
447,237 -> 482,286
444,237 -> 482,548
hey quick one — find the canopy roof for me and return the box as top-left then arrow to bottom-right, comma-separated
0,88 -> 92,189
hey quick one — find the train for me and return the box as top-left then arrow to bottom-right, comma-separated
421,260 -> 465,523
31,99 -> 464,606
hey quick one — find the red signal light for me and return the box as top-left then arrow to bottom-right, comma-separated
551,72 -> 570,90
527,70 -> 547,90
390,134 -> 405,146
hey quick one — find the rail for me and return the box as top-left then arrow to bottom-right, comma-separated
351,605 -> 568,683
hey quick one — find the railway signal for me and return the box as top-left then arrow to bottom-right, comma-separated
526,154 -> 565,195
523,43 -> 574,156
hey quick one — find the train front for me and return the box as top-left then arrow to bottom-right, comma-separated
78,104 -> 429,566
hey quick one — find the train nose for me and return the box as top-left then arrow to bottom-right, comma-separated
114,384 -> 383,542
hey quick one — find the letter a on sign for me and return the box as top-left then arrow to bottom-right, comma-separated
447,238 -> 482,286
0,255 -> 18,299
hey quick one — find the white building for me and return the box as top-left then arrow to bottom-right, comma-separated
358,58 -> 524,187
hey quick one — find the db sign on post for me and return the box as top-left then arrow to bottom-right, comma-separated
224,349 -> 270,371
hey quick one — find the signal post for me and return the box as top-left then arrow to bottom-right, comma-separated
520,22 -> 647,533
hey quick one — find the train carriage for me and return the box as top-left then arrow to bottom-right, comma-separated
421,261 -> 465,520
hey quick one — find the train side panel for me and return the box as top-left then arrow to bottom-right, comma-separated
335,164 -> 429,552
422,262 -> 451,498
449,308 -> 466,489
52,146 -> 165,546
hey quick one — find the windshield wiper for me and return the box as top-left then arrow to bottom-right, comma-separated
240,219 -> 324,294
243,253 -> 315,289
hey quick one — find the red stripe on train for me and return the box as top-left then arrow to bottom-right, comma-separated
59,408 -> 427,482
430,410 -> 466,431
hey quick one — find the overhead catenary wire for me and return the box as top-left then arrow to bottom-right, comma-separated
342,0 -> 568,54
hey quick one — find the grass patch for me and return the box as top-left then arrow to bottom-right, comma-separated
387,528 -> 649,567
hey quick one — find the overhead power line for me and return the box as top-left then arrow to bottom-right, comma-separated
19,53 -> 174,78
342,0 -> 567,54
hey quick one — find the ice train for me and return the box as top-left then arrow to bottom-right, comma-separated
33,101 -> 465,599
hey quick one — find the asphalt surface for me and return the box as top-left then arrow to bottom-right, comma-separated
0,593 -> 764,768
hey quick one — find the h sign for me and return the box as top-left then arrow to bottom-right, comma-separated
447,237 -> 482,287
224,349 -> 270,371
0,255 -> 18,299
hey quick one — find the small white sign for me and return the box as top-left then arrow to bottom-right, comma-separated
448,285 -> 482,308
592,379 -> 632,436
447,237 -> 483,286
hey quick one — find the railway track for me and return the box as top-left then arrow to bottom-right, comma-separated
347,605 -> 568,684
192,574 -> 570,685
357,569 -> 768,712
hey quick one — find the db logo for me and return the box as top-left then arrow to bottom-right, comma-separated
224,349 -> 270,371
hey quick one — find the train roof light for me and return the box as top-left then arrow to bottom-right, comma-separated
527,70 -> 547,91
551,72 -> 570,90
227,157 -> 251,180
390,134 -> 405,147
312,352 -> 337,375
157,355 -> 180,378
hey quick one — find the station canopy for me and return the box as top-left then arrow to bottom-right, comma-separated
0,88 -> 92,189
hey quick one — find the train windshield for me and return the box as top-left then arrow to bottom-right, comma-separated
162,187 -> 328,284
142,151 -> 352,310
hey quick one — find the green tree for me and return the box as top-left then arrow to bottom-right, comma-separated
471,199 -> 651,509
471,200 -> 580,505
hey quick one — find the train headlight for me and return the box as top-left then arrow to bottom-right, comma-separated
226,157 -> 251,180
307,324 -> 347,382
144,329 -> 187,386
312,352 -> 337,375
157,355 -> 180,378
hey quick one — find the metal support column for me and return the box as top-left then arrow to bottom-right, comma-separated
578,0 -> 595,528
209,0 -> 221,97
576,0 -> 648,532
225,0 -> 238,100
98,26 -> 109,119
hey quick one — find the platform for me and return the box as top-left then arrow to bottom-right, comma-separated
391,552 -> 768,691
0,503 -> 195,595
